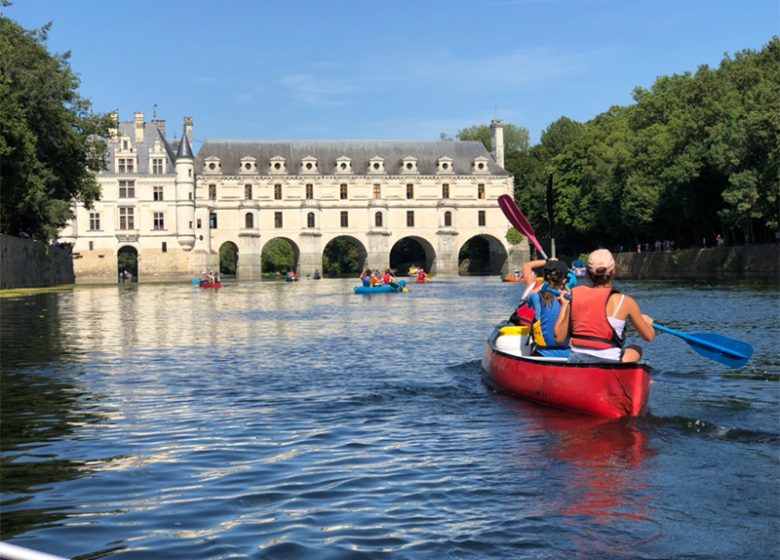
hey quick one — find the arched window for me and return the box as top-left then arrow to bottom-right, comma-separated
375,212 -> 383,227
444,211 -> 452,227
307,212 -> 315,228
245,212 -> 254,229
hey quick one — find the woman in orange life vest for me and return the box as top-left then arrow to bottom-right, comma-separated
554,249 -> 654,363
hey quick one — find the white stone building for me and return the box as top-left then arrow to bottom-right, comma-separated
59,113 -> 526,282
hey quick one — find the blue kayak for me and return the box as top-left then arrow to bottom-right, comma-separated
354,280 -> 406,294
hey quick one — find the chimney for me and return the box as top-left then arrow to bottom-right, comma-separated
184,116 -> 193,145
491,119 -> 505,168
109,111 -> 119,141
134,112 -> 145,143
152,119 -> 166,138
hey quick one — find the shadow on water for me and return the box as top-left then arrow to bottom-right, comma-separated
0,294 -> 108,539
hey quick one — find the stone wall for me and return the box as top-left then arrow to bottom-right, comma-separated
0,234 -> 76,289
615,244 -> 780,279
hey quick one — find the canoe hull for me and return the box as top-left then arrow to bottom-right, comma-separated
354,280 -> 406,294
482,325 -> 651,418
200,281 -> 222,289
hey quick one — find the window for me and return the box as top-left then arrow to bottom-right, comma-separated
306,184 -> 314,200
153,186 -> 164,201
406,184 -> 414,199
245,213 -> 254,228
152,158 -> 164,174
245,184 -> 253,200
89,212 -> 100,231
340,211 -> 348,228
89,241 -> 94,251
274,211 -> 283,228
478,210 -> 486,226
118,207 -> 135,230
119,180 -> 135,198
373,184 -> 381,199
444,211 -> 452,227
118,158 -> 134,173
406,211 -> 414,227
209,212 -> 218,229
307,212 -> 315,228
442,184 -> 450,199
340,184 -> 348,200
375,212 -> 383,227
162,242 -> 167,253
153,212 -> 165,230
208,184 -> 217,200
478,184 -> 485,199
197,218 -> 202,229
274,184 -> 282,200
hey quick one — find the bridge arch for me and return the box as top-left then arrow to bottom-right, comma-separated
261,236 -> 301,277
458,234 -> 508,275
322,235 -> 368,277
390,236 -> 437,275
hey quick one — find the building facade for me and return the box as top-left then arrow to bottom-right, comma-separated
59,113 -> 527,282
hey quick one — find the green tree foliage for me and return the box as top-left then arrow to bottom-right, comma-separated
0,15 -> 112,241
457,123 -> 530,154
323,237 -> 362,276
515,37 -> 779,251
505,227 -> 523,246
219,242 -> 238,275
261,238 -> 295,273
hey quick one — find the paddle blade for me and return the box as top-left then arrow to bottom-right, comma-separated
685,332 -> 753,368
498,195 -> 535,237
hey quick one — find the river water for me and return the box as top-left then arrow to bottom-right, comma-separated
1,277 -> 778,559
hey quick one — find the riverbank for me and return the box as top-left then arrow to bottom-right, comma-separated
0,234 -> 75,290
615,244 -> 779,279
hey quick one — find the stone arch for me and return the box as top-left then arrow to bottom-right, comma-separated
390,236 -> 437,275
261,237 -> 301,276
219,241 -> 239,276
117,245 -> 138,282
322,235 -> 368,277
458,234 -> 508,275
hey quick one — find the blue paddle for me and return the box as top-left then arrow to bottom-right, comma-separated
540,285 -> 753,368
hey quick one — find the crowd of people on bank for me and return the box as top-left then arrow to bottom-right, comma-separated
509,248 -> 655,364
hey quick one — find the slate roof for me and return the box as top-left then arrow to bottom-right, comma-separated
195,140 -> 508,176
104,121 -> 177,175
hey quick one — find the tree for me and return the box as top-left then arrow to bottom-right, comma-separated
261,239 -> 295,273
0,15 -> 111,241
457,123 -> 530,154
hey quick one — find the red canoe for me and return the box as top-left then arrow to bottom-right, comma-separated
482,324 -> 652,418
199,280 -> 222,289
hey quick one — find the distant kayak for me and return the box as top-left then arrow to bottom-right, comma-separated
499,275 -> 524,283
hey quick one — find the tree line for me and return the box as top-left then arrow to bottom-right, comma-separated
459,37 -> 779,254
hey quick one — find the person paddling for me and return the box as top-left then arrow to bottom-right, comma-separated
520,259 -> 571,357
554,249 -> 654,363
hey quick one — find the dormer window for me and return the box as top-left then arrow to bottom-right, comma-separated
368,156 -> 385,175
472,156 -> 490,174
203,157 -> 222,175
401,156 -> 419,175
437,157 -> 454,174
269,156 -> 287,175
300,156 -> 319,175
335,156 -> 352,174
239,157 -> 257,175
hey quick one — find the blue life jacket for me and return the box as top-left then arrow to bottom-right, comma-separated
527,292 -> 570,357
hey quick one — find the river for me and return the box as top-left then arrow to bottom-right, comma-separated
1,277 -> 778,559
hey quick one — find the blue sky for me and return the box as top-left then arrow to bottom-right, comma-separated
5,0 -> 778,150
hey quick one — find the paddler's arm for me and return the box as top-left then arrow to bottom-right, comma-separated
554,292 -> 571,344
624,297 -> 655,342
523,259 -> 546,287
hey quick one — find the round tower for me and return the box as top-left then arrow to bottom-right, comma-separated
175,118 -> 196,250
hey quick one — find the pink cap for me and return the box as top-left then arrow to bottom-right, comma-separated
587,249 -> 615,274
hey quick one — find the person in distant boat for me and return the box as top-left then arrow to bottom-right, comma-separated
554,249 -> 654,363
416,268 -> 426,282
520,259 -> 571,358
383,269 -> 395,286
360,269 -> 371,287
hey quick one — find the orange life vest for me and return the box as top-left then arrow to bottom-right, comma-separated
570,286 -> 624,350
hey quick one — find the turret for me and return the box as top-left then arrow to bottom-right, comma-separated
175,120 -> 196,250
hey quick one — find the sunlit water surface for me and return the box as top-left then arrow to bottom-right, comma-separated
1,277 -> 778,559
